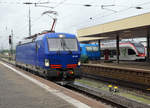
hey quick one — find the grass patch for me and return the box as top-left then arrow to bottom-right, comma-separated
119,93 -> 150,104
76,79 -> 150,104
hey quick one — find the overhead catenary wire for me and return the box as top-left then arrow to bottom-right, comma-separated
0,0 -> 99,36
0,1 -> 96,36
16,15 -> 43,37
1,0 -> 150,38
65,0 -> 150,30
22,0 -> 150,34
91,0 -> 150,20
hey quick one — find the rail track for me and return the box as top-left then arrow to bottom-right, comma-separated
66,82 -> 150,108
1,57 -> 150,108
66,82 -> 124,108
81,64 -> 150,90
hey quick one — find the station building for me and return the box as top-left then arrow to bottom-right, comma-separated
77,12 -> 150,63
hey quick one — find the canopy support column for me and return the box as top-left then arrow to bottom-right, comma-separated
116,33 -> 120,64
98,40 -> 101,60
147,28 -> 150,61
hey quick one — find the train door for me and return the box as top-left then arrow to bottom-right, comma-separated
104,49 -> 109,60
109,49 -> 116,60
127,48 -> 136,60
120,48 -> 128,60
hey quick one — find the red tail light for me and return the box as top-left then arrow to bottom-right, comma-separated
138,53 -> 145,57
69,71 -> 74,74
67,64 -> 77,68
50,64 -> 61,68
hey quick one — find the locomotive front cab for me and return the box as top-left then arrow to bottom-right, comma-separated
131,42 -> 146,60
44,33 -> 81,82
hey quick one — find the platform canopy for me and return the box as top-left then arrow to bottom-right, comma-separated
77,12 -> 150,39
78,37 -> 108,42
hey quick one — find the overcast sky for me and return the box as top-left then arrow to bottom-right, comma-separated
1,0 -> 150,49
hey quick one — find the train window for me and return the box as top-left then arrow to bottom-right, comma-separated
92,46 -> 99,51
86,46 -> 92,51
136,47 -> 145,53
132,43 -> 145,53
128,49 -> 136,55
48,38 -> 62,51
62,38 -> 78,51
109,50 -> 116,57
111,50 -> 116,55
109,51 -> 113,57
132,43 -> 144,47
47,38 -> 78,51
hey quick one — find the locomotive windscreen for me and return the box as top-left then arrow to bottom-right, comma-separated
132,43 -> 145,53
47,38 -> 78,51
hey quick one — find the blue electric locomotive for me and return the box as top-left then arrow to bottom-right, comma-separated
80,43 -> 100,61
16,32 -> 81,83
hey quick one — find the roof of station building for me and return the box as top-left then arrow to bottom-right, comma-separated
77,12 -> 150,39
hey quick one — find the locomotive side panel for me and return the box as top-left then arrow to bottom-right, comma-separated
16,42 -> 37,65
80,44 -> 101,61
35,40 -> 45,68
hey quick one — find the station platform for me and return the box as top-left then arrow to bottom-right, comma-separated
81,60 -> 150,90
88,60 -> 150,71
0,61 -> 107,108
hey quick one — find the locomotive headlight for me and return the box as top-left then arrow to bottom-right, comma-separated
78,61 -> 81,66
45,59 -> 49,67
59,34 -> 65,38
